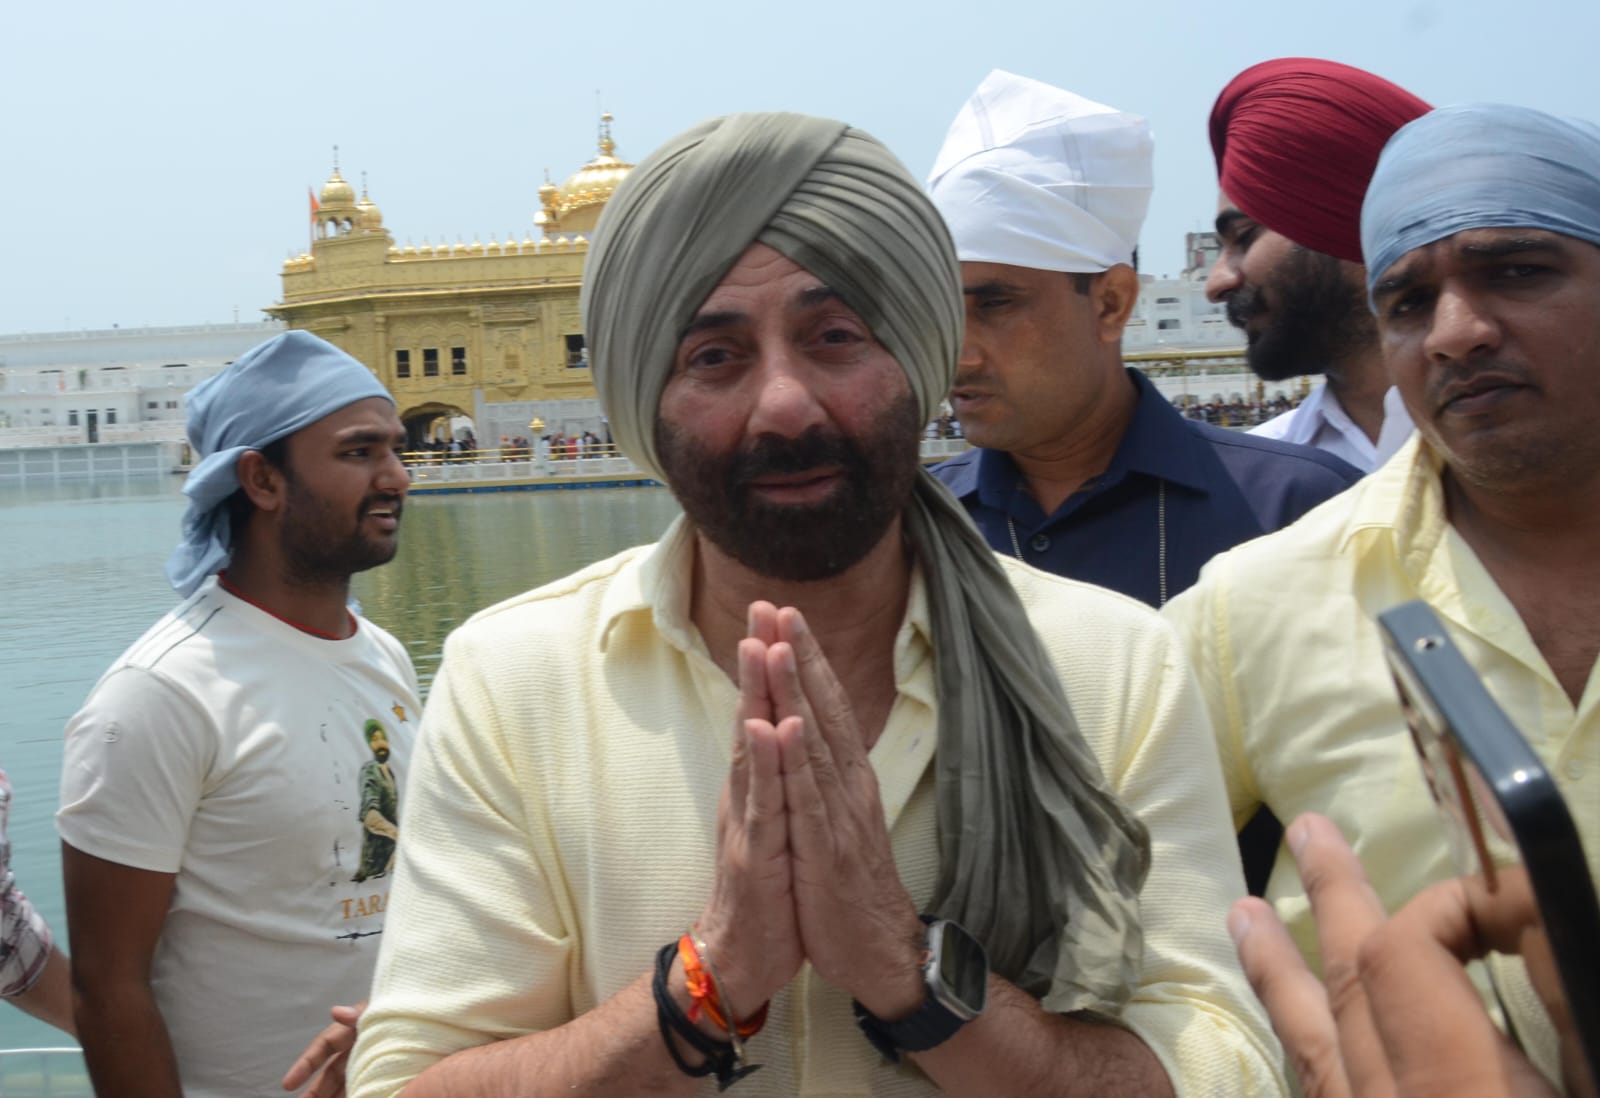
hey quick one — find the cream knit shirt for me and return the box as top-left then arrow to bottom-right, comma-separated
351,518 -> 1285,1097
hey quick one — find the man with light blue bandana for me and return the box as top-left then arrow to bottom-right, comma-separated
1165,103 -> 1600,1093
58,330 -> 421,1097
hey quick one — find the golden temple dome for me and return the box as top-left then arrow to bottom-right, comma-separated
320,167 -> 356,208
355,176 -> 383,230
537,113 -> 633,234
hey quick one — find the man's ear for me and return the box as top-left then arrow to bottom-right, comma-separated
236,449 -> 287,513
1091,263 -> 1141,345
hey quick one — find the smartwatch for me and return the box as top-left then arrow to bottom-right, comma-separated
853,917 -> 989,1061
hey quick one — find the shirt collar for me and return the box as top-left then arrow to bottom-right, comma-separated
1340,433 -> 1439,552
596,514 -> 937,672
1112,370 -> 1226,493
597,514 -> 697,654
1277,384 -> 1416,470
971,369 -> 1218,511
935,447 -> 982,500
1277,383 -> 1338,447
1339,432 -> 1557,674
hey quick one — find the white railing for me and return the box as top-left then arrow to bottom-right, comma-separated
406,454 -> 645,485
404,438 -> 972,488
920,437 -> 969,460
0,423 -> 187,450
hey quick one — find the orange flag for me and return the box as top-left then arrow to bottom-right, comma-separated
308,186 -> 321,220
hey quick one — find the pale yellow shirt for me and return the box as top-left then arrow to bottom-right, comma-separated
1164,435 -> 1599,1078
350,518 -> 1285,1097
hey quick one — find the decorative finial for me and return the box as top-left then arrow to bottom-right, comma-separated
361,170 -> 369,199
333,144 -> 340,173
599,108 -> 615,157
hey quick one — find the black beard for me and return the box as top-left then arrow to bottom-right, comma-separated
1226,247 -> 1376,383
278,475 -> 403,585
655,393 -> 923,583
372,747 -> 390,763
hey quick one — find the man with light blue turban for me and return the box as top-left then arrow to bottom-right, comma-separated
58,329 -> 422,1096
166,329 -> 400,596
1166,102 -> 1600,1095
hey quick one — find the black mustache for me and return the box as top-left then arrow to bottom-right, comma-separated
726,428 -> 864,485
1225,285 -> 1265,329
1428,360 -> 1535,407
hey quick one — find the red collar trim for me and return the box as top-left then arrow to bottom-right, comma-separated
216,573 -> 357,641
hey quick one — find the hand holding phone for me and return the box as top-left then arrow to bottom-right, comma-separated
1378,600 -> 1599,1095
1230,812 -> 1581,1098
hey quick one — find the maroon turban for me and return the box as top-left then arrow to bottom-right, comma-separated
1210,58 -> 1430,263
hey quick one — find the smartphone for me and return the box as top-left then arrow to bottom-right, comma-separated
1378,599 -> 1599,1092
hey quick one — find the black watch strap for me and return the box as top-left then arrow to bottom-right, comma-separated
852,985 -> 967,1062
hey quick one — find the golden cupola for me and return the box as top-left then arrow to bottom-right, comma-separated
315,150 -> 362,241
535,113 -> 634,236
355,173 -> 384,232
320,168 -> 357,209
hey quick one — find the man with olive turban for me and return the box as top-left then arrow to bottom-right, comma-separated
350,113 -> 1283,1098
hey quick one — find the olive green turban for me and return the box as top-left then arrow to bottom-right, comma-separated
582,111 -> 1150,1014
583,112 -> 960,481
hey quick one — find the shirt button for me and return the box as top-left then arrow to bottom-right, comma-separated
1565,759 -> 1585,781
1030,533 -> 1051,553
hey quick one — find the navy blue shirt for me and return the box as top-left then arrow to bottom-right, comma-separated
931,370 -> 1361,608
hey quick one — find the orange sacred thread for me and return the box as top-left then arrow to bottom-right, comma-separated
677,934 -> 768,1039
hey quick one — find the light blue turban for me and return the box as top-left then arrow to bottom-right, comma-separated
167,330 -> 393,597
1363,102 -> 1600,296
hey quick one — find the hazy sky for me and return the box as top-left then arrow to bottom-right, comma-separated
5,0 -> 1598,335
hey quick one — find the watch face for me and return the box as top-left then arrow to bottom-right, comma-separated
930,920 -> 989,1017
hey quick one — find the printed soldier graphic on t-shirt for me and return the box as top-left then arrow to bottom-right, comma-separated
352,718 -> 400,883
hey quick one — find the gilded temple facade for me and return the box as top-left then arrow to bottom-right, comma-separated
267,118 -> 634,446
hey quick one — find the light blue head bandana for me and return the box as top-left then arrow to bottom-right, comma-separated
1363,103 -> 1600,298
167,330 -> 393,597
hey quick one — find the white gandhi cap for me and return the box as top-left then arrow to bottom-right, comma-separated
928,69 -> 1153,274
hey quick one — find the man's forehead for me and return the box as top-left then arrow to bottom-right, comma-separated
695,244 -> 834,303
960,260 -> 1048,289
302,397 -> 402,438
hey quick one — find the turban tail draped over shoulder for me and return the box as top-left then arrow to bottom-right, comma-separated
1210,57 -> 1430,263
582,112 -> 1150,1012
1362,103 -> 1600,296
167,330 -> 393,597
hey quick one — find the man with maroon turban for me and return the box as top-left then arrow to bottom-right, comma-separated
1206,58 -> 1429,473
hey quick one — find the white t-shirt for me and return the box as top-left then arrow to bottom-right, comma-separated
59,577 -> 421,1097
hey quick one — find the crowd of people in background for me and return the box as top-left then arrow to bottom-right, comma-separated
1175,392 -> 1297,427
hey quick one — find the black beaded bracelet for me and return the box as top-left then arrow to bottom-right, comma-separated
652,940 -> 761,1091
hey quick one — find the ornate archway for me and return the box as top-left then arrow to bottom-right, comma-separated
398,402 -> 473,450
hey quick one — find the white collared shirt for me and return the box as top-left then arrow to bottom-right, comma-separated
1251,383 -> 1414,473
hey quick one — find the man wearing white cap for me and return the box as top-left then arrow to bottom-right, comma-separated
929,70 -> 1358,611
59,330 -> 421,1097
